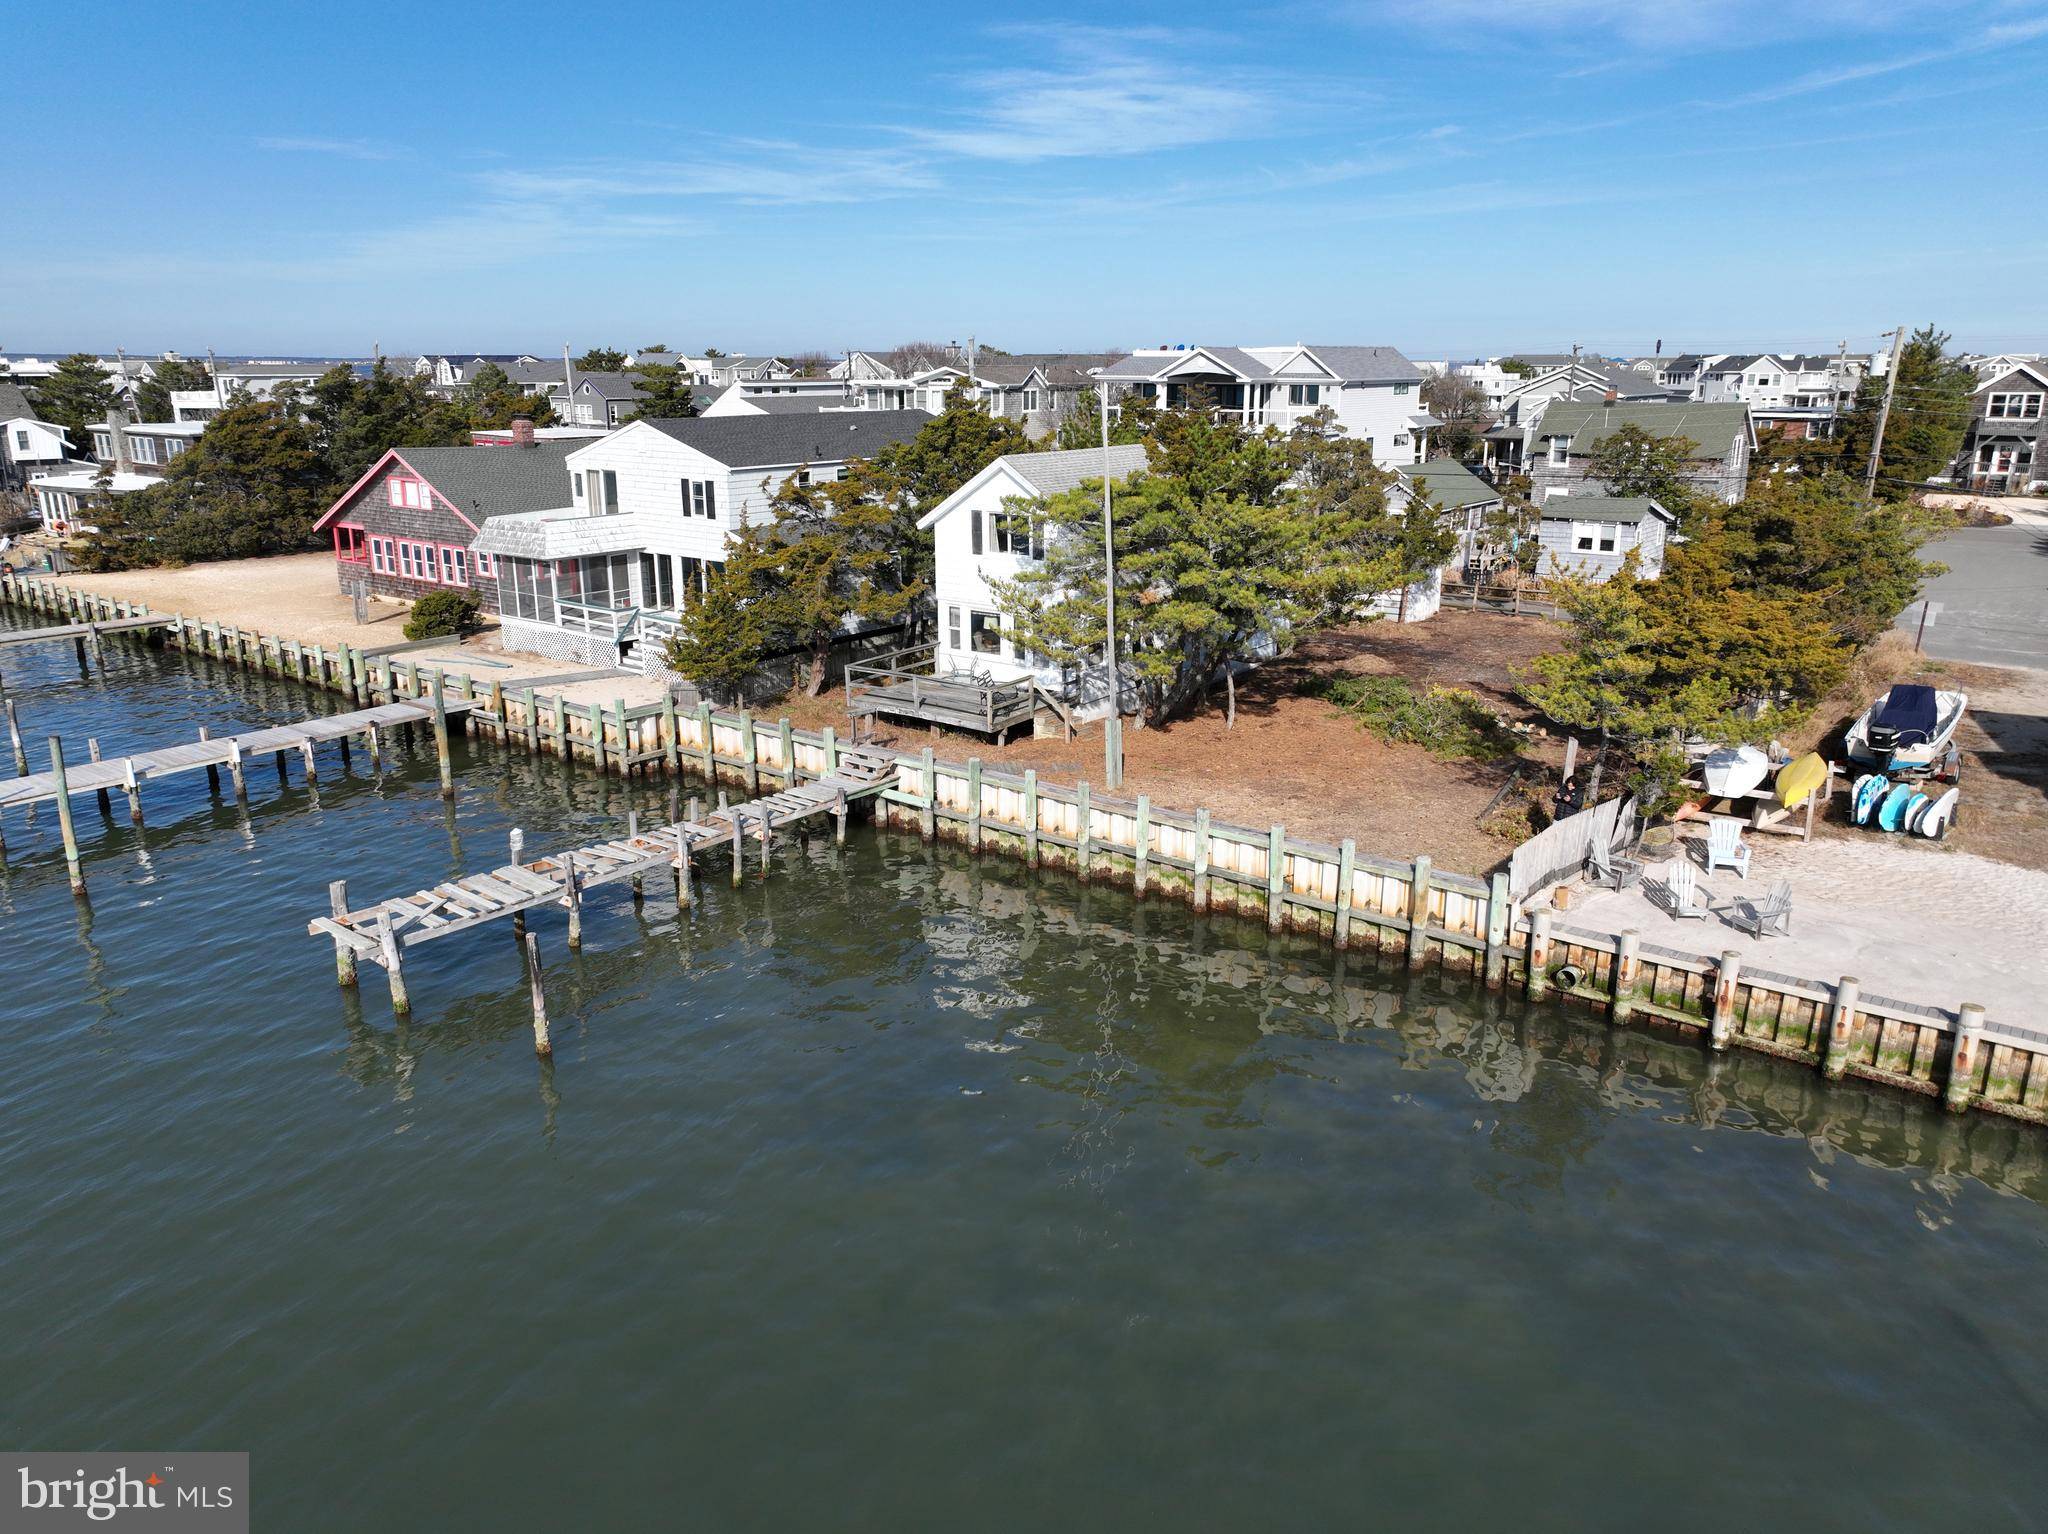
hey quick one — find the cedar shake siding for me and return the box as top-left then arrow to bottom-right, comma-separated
315,442 -> 583,609
1956,365 -> 2048,494
326,458 -> 501,607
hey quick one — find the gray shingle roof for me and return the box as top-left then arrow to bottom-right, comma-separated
1535,400 -> 1752,459
1098,344 -> 1422,384
0,381 -> 39,421
1004,444 -> 1148,497
390,441 -> 582,521
1402,459 -> 1500,510
973,353 -> 1123,388
1537,495 -> 1676,524
639,409 -> 933,467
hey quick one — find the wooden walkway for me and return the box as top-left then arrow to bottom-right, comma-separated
0,614 -> 169,649
0,699 -> 472,814
307,746 -> 899,1019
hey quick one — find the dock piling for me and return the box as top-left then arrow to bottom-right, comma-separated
329,881 -> 358,986
5,698 -> 26,775
524,933 -> 551,1057
1710,950 -> 1742,1049
47,736 -> 86,896
199,726 -> 220,795
565,859 -> 583,949
379,920 -> 409,1014
87,739 -> 112,817
1947,1003 -> 1986,1111
672,823 -> 693,909
1406,855 -> 1432,966
431,674 -> 454,799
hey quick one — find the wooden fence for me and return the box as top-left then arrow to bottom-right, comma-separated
4,569 -> 2041,1129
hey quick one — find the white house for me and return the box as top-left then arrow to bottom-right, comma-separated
915,444 -> 1149,709
698,378 -> 857,416
472,410 -> 933,673
1094,345 -> 1432,465
212,360 -> 331,401
0,382 -> 70,491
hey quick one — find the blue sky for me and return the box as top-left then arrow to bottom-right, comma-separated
9,0 -> 2047,359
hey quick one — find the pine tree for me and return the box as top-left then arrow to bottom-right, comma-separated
134,357 -> 213,422
574,347 -> 628,373
1836,325 -> 1976,487
622,362 -> 699,421
29,353 -> 120,448
1518,558 -> 1660,802
661,535 -> 784,704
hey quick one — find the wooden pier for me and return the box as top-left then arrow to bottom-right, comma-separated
0,612 -> 170,670
308,746 -> 898,1038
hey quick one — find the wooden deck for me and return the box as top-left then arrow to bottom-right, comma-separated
308,746 -> 899,1012
0,699 -> 472,813
846,644 -> 1042,740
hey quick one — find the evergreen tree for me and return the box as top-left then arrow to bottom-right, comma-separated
134,357 -> 213,422
1419,371 -> 1491,461
622,362 -> 699,422
1836,325 -> 1976,487
29,353 -> 120,448
574,347 -> 628,373
1052,388 -> 1156,450
298,360 -> 469,489
460,362 -> 558,430
1517,558 -> 1660,802
660,535 -> 784,704
80,401 -> 327,570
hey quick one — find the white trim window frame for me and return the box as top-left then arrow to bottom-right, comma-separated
1987,392 -> 2043,421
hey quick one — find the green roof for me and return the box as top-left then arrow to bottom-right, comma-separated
1403,458 -> 1500,510
1535,400 -> 1751,460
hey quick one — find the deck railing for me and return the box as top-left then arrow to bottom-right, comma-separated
845,641 -> 1040,736
555,599 -> 639,641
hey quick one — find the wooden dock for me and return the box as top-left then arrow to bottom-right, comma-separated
307,746 -> 898,1038
0,613 -> 169,648
0,699 -> 471,814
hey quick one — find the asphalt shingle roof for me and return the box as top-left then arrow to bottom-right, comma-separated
1535,400 -> 1751,459
640,409 -> 934,467
1005,444 -> 1148,497
1536,495 -> 1676,524
1097,344 -> 1421,384
0,381 -> 40,420
1402,458 -> 1500,510
392,441 -> 583,521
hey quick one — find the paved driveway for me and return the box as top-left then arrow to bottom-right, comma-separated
1895,521 -> 2048,670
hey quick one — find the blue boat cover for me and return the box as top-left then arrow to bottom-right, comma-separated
1876,684 -> 1937,738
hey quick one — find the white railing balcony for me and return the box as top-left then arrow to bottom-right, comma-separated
555,599 -> 639,640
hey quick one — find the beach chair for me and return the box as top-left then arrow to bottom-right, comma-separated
1702,816 -> 1751,880
1659,861 -> 1710,921
1586,835 -> 1643,891
1732,879 -> 1793,939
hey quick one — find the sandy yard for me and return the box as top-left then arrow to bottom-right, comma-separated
782,609 -> 1568,874
37,552 -> 666,709
1567,827 -> 2048,1030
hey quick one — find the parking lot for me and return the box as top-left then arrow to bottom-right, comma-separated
1897,517 -> 2048,669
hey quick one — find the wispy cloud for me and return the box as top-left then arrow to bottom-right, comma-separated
901,25 -> 1298,161
255,135 -> 401,161
480,142 -> 937,207
1714,12 -> 2048,105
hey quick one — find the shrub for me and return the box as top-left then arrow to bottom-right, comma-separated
404,588 -> 483,641
1307,673 -> 1521,762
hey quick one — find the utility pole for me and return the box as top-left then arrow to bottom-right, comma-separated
1100,382 -> 1122,788
1828,338 -> 1847,439
1864,326 -> 1906,496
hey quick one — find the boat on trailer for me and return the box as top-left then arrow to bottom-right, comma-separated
1845,683 -> 1966,776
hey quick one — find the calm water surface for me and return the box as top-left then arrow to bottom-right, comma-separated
3,616 -> 2048,1531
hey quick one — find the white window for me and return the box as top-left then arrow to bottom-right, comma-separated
1548,437 -> 1569,465
1288,384 -> 1320,406
131,437 -> 158,464
1987,392 -> 2044,420
572,472 -> 584,499
439,545 -> 468,586
993,511 -> 1040,558
1393,384 -> 1410,395
12,430 -> 25,451
164,438 -> 185,459
1023,389 -> 1041,412
688,479 -> 718,518
370,536 -> 397,575
92,431 -> 112,458
1570,521 -> 1618,553
386,477 -> 429,510
968,610 -> 1004,656
947,604 -> 962,653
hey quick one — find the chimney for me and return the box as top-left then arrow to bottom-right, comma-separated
1603,388 -> 1618,405
511,416 -> 536,448
105,408 -> 132,473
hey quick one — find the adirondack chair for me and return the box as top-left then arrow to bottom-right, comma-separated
1586,835 -> 1642,890
1660,861 -> 1710,921
1702,816 -> 1751,880
1732,878 -> 1793,938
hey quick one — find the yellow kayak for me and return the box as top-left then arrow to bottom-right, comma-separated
1776,751 -> 1827,809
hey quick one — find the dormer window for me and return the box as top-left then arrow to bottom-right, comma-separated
1548,437 -> 1569,465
